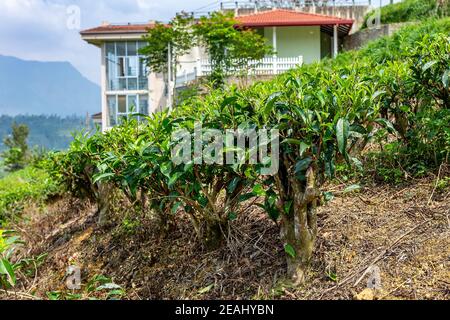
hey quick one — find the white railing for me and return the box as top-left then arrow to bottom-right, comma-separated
174,56 -> 303,88
199,56 -> 303,76
175,70 -> 197,88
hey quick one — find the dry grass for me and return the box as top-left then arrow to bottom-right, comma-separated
1,172 -> 449,300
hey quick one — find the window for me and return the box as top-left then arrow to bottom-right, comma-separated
127,42 -> 137,56
128,78 -> 137,90
117,57 -> 126,77
107,96 -> 117,127
139,95 -> 149,115
127,95 -> 137,113
105,41 -> 148,91
118,95 -> 127,113
126,57 -> 138,77
116,42 -> 126,56
107,94 -> 150,127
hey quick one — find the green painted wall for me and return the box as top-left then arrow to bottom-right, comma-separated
264,26 -> 321,64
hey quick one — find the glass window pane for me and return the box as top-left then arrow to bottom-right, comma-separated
118,78 -> 127,90
107,61 -> 116,90
138,41 -> 146,51
128,78 -> 137,90
106,43 -> 116,90
127,95 -> 137,113
139,58 -> 147,77
117,57 -> 125,77
127,42 -> 137,56
106,42 -> 115,56
126,57 -> 138,76
139,95 -> 149,115
116,42 -> 126,56
138,77 -> 148,90
107,96 -> 117,127
118,95 -> 127,113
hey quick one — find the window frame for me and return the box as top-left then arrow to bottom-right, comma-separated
106,41 -> 148,91
107,93 -> 149,126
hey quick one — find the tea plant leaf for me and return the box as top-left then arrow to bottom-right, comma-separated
422,60 -> 437,72
284,244 -> 296,259
0,258 -> 16,286
336,118 -> 350,156
92,172 -> 115,184
252,184 -> 266,196
442,69 -> 449,89
343,184 -> 361,194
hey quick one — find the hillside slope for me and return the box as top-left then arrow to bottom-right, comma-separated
0,55 -> 100,116
2,173 -> 448,300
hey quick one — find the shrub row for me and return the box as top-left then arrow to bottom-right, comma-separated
48,20 -> 449,282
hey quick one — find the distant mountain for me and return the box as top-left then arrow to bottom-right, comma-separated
0,55 -> 100,116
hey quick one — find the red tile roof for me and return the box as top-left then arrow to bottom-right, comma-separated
81,9 -> 353,37
80,23 -> 156,35
235,9 -> 354,27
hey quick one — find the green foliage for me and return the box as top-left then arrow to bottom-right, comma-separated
359,18 -> 450,64
140,12 -> 193,74
47,274 -> 124,300
0,166 -> 58,222
0,115 -> 89,152
50,18 -> 450,279
1,122 -> 30,171
362,0 -> 449,28
409,33 -> 450,109
0,230 -> 22,289
371,32 -> 450,173
193,12 -> 272,87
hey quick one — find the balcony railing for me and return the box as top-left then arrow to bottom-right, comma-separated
107,77 -> 148,91
175,56 -> 303,88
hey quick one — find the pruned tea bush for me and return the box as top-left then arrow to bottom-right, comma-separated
49,19 -> 450,282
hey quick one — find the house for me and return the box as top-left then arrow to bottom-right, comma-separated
81,9 -> 353,131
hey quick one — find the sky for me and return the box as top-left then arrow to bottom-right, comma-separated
0,0 -> 213,84
0,0 -> 396,85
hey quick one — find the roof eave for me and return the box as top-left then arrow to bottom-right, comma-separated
80,32 -> 147,45
80,30 -> 149,36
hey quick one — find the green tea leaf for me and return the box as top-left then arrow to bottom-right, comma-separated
343,184 -> 361,194
284,244 -> 296,259
0,258 -> 16,286
336,118 -> 350,156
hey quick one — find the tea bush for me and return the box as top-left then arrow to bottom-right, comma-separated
362,0 -> 449,28
0,166 -> 58,222
50,19 -> 449,282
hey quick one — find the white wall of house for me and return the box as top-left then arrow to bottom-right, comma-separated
149,72 -> 167,113
177,46 -> 205,76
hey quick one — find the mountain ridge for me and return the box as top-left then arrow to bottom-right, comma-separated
0,54 -> 100,116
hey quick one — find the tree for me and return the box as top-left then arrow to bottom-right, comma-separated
140,12 -> 194,109
193,12 -> 272,88
141,11 -> 272,99
1,122 -> 30,171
